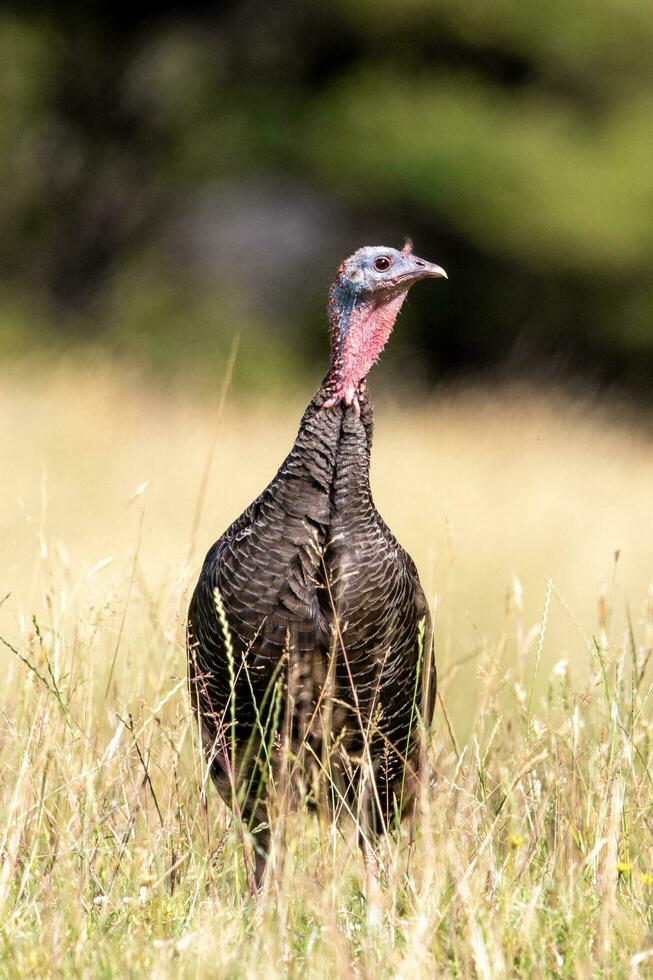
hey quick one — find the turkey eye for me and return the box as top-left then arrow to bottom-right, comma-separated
373,256 -> 391,272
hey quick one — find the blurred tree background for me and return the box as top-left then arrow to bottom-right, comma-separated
3,0 -> 653,395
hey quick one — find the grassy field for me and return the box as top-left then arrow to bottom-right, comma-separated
1,360 -> 653,977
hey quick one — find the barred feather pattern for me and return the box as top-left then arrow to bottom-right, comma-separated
187,382 -> 436,850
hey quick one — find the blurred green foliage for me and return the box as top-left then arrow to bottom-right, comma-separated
2,2 -> 653,392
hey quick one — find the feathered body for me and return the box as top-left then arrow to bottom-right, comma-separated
187,243 -> 446,882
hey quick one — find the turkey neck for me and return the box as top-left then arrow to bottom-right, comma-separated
307,382 -> 375,510
325,277 -> 409,408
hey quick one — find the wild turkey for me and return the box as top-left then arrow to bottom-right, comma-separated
187,241 -> 446,888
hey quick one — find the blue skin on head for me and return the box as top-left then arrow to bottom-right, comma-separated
323,244 -> 447,411
329,245 -> 447,341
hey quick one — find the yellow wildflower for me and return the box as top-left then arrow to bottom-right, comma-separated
508,834 -> 525,849
640,872 -> 653,885
616,862 -> 632,874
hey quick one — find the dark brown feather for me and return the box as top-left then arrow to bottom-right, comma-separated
187,383 -> 436,863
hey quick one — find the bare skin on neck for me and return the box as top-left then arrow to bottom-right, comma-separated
323,289 -> 408,414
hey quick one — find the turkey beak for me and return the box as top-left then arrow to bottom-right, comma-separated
398,257 -> 448,285
411,257 -> 448,281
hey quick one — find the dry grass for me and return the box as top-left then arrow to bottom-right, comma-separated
1,360 -> 653,977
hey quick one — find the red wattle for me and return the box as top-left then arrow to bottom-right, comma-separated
327,290 -> 408,406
